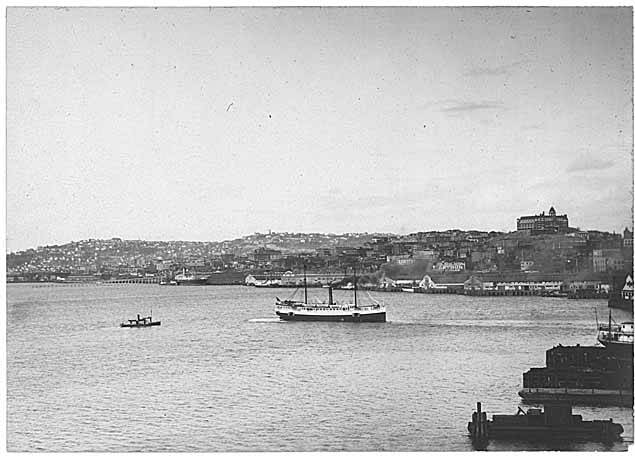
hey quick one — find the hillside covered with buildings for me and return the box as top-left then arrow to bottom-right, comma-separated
6,207 -> 634,289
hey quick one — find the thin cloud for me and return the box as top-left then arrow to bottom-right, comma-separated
440,101 -> 502,113
567,156 -> 615,173
528,173 -> 619,194
523,123 -> 544,131
422,99 -> 504,114
463,59 -> 528,77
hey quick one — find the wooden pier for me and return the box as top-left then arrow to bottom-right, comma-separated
29,277 -> 161,287
463,289 -> 563,297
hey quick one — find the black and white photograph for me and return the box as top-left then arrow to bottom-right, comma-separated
5,5 -> 634,452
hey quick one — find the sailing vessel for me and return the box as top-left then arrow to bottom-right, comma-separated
275,268 -> 386,322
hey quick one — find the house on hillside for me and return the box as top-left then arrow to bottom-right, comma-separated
622,275 -> 634,300
592,249 -> 625,272
432,261 -> 466,272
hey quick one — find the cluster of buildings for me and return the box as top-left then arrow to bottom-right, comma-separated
6,233 -> 380,282
382,272 -> 634,298
7,238 -> 220,279
242,268 -> 633,301
6,208 -> 634,287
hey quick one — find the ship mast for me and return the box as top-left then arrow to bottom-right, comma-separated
303,263 -> 308,305
354,267 -> 358,309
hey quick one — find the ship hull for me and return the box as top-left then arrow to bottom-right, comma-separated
206,271 -> 246,285
597,340 -> 634,358
276,311 -> 386,322
473,425 -> 623,441
175,279 -> 208,286
469,403 -> 624,444
519,387 -> 633,407
120,322 -> 161,328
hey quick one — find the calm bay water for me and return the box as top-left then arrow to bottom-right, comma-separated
7,283 -> 634,451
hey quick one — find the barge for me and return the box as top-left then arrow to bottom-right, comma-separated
468,402 -> 623,442
518,344 -> 633,406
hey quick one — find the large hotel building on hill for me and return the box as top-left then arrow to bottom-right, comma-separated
517,207 -> 569,234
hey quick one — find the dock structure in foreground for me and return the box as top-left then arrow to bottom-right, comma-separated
468,401 -> 623,444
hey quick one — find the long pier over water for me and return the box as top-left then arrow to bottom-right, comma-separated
28,277 -> 161,287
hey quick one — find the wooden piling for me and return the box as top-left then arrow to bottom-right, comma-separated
473,402 -> 488,441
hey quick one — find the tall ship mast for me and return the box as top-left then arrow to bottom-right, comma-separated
274,265 -> 386,322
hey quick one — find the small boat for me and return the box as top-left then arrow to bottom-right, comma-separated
120,313 -> 161,328
468,402 -> 623,443
597,311 -> 633,356
275,267 -> 386,322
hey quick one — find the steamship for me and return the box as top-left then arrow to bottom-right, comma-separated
174,268 -> 209,286
275,269 -> 386,322
597,315 -> 634,356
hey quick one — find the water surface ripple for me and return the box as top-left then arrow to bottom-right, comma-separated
7,284 -> 633,451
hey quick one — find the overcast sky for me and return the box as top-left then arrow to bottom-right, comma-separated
6,7 -> 633,252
